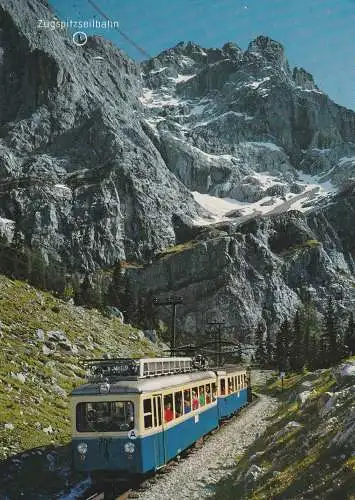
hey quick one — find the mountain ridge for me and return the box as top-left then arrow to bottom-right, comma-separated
0,0 -> 355,334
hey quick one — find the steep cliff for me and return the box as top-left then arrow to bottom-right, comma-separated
0,0 -> 202,270
127,187 -> 355,336
0,0 -> 355,334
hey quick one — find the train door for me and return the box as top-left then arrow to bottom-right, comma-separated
152,395 -> 165,468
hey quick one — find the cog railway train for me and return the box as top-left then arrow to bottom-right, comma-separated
70,357 -> 252,480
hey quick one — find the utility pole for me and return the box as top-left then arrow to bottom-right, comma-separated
207,319 -> 225,367
153,296 -> 183,356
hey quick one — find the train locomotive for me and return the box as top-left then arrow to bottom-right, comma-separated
70,357 -> 252,479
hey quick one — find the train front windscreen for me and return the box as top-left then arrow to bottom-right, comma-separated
76,401 -> 135,432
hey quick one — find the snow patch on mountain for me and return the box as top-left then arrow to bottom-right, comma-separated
247,142 -> 283,152
194,111 -> 254,128
168,74 -> 196,83
296,86 -> 324,95
245,76 -> 271,89
149,67 -> 168,75
192,168 -> 337,225
139,88 -> 183,108
192,191 -> 296,224
338,156 -> 355,166
298,171 -> 337,195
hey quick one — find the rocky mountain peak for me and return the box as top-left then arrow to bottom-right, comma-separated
247,35 -> 285,58
246,35 -> 290,74
222,41 -> 243,58
292,66 -> 318,91
174,41 -> 206,55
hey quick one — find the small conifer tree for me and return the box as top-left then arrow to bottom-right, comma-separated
344,312 -> 355,356
255,322 -> 267,366
275,319 -> 291,371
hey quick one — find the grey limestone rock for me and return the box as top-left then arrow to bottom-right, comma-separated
0,0 -> 202,270
126,190 -> 355,335
1,0 -> 355,339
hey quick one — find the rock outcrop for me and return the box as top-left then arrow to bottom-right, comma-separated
0,0 -> 202,270
127,188 -> 355,336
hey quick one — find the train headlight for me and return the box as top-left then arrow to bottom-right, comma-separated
124,442 -> 135,454
99,382 -> 110,394
77,442 -> 88,455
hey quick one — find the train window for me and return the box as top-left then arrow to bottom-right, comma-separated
192,387 -> 199,409
183,389 -> 191,413
144,414 -> 153,428
76,401 -> 134,433
228,377 -> 234,394
205,384 -> 211,404
220,379 -> 225,395
234,376 -> 238,390
211,382 -> 217,401
143,398 -> 153,429
244,374 -> 247,387
163,394 -> 174,422
199,385 -> 205,406
174,391 -> 183,418
143,398 -> 152,413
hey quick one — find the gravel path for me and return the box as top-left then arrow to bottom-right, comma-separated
137,394 -> 278,500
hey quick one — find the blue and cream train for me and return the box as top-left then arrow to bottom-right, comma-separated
70,357 -> 251,479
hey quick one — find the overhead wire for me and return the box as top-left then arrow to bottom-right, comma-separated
87,0 -> 152,59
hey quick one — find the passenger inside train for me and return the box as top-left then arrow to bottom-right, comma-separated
192,390 -> 199,410
184,391 -> 191,413
164,401 -> 174,422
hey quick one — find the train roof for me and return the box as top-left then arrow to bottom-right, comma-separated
214,364 -> 247,376
71,370 -> 217,396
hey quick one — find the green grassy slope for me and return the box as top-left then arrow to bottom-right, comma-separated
214,361 -> 355,500
0,274 -> 162,460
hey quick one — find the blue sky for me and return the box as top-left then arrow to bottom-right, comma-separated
50,0 -> 355,111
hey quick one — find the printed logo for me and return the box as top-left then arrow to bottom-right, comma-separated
128,429 -> 137,440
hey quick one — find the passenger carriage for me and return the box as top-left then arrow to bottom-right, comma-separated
71,357 -> 219,477
70,357 -> 250,479
216,365 -> 249,419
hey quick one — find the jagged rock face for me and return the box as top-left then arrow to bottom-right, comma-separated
141,35 -> 355,205
292,67 -> 318,91
0,1 -> 355,334
0,0 -> 201,269
127,189 -> 355,336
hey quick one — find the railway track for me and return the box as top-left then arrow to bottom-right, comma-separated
78,485 -> 133,499
77,394 -> 259,500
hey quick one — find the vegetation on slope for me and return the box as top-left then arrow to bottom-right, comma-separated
0,274 -> 162,462
157,240 -> 199,259
214,360 -> 355,499
254,294 -> 355,372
